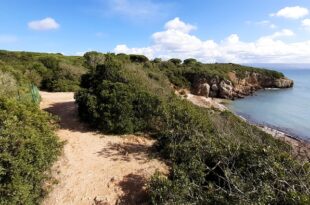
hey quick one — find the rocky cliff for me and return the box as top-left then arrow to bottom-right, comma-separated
191,71 -> 294,99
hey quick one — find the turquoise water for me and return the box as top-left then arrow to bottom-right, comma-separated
228,68 -> 310,141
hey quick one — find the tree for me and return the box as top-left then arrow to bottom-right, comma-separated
129,54 -> 149,63
84,51 -> 105,69
168,58 -> 182,65
183,58 -> 197,65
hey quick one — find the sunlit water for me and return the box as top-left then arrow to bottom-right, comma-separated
228,67 -> 310,141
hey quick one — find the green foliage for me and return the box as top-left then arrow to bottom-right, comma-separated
129,54 -> 149,63
153,58 -> 162,63
75,53 -> 309,205
0,70 -> 18,97
149,105 -> 310,204
0,50 -> 86,92
84,51 -> 106,69
0,98 -> 62,205
76,55 -> 162,134
183,58 -> 198,65
157,62 -> 285,89
168,58 -> 182,65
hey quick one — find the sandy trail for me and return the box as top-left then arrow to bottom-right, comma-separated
40,92 -> 168,205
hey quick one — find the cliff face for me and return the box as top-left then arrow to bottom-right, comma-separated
191,71 -> 294,99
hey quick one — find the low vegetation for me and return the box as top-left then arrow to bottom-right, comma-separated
0,50 -> 86,92
0,58 -> 62,204
0,97 -> 62,205
76,53 -> 310,204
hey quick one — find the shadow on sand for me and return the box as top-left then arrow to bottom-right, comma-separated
43,101 -> 91,133
96,141 -> 154,163
117,173 -> 149,205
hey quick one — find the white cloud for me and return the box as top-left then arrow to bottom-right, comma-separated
164,17 -> 196,33
28,17 -> 59,31
247,20 -> 277,29
0,35 -> 17,44
302,18 -> 310,30
268,29 -> 295,39
113,18 -> 310,63
226,34 -> 240,44
269,24 -> 277,29
258,20 -> 277,29
271,6 -> 309,19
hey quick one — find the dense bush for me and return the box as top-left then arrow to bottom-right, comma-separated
157,62 -> 285,89
129,54 -> 149,63
0,50 -> 86,92
149,106 -> 310,204
0,70 -> 18,97
0,55 -> 62,204
75,53 -> 310,204
75,55 -> 162,134
183,58 -> 197,65
84,51 -> 106,69
168,58 -> 182,65
0,98 -> 62,205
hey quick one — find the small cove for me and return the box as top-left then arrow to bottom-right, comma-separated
228,67 -> 310,141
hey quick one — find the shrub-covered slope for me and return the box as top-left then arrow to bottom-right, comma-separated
0,50 -> 86,92
0,98 -> 62,205
0,52 -> 62,205
76,53 -> 310,204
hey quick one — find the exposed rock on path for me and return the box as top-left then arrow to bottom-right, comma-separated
40,92 -> 168,205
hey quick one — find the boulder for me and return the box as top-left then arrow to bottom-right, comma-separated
274,78 -> 294,88
211,84 -> 219,91
188,71 -> 294,100
196,83 -> 210,97
219,80 -> 234,99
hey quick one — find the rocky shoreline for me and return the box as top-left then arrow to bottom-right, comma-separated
190,71 -> 294,99
180,88 -> 310,161
235,114 -> 310,161
176,70 -> 309,160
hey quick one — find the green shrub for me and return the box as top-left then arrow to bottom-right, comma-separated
148,106 -> 310,204
168,58 -> 182,65
84,51 -> 106,69
75,55 -> 162,134
0,98 -> 61,205
129,54 -> 149,63
0,70 -> 18,97
0,50 -> 87,92
183,58 -> 197,65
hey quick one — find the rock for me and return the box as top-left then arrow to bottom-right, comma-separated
211,84 -> 219,91
110,176 -> 117,182
274,78 -> 294,88
189,71 -> 294,100
94,196 -> 109,205
195,83 -> 210,97
219,80 -> 234,99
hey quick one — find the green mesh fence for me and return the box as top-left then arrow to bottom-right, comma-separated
17,84 -> 41,104
30,84 -> 41,104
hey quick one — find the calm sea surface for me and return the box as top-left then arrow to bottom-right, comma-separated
228,67 -> 310,141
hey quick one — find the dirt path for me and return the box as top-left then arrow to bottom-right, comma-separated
40,92 -> 168,205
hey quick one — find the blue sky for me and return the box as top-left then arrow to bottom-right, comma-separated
1,0 -> 310,63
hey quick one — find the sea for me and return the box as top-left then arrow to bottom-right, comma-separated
228,64 -> 310,141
